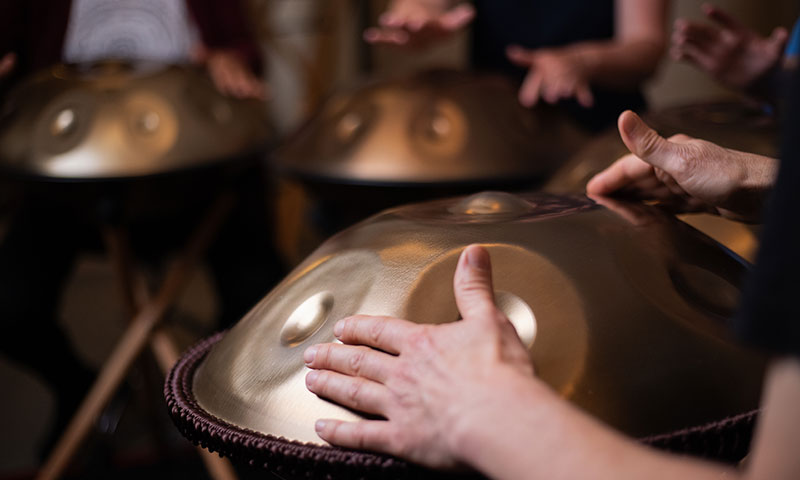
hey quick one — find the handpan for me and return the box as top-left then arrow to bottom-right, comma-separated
0,61 -> 271,180
545,100 -> 777,262
273,69 -> 584,186
167,191 -> 766,479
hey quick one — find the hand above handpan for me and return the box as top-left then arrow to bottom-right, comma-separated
671,4 -> 788,93
586,110 -> 778,223
363,0 -> 475,48
506,45 -> 595,108
303,245 -> 537,470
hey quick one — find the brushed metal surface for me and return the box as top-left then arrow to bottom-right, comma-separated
545,100 -> 775,262
192,191 -> 765,445
0,62 -> 271,180
274,70 -> 587,185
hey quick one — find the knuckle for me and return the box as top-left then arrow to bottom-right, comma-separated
347,378 -> 366,407
349,348 -> 366,375
368,320 -> 387,344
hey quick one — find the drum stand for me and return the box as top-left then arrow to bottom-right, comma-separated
36,192 -> 239,480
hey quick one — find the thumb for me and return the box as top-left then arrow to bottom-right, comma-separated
453,245 -> 500,323
618,110 -> 677,172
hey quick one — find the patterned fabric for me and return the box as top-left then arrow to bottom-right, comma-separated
62,0 -> 199,64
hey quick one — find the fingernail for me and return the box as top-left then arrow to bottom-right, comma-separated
304,345 -> 318,364
466,246 -> 489,270
306,370 -> 319,387
333,320 -> 344,337
620,111 -> 638,136
315,419 -> 326,432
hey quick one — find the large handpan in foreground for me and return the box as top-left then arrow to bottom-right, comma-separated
0,62 -> 270,180
167,192 -> 765,478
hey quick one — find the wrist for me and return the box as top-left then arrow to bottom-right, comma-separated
447,372 -> 555,467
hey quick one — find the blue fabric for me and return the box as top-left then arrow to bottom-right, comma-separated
786,19 -> 800,57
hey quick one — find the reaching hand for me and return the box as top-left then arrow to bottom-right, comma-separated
506,45 -> 594,108
304,245 -> 534,469
0,53 -> 16,79
586,110 -> 778,223
364,0 -> 475,48
204,49 -> 267,100
671,4 -> 788,92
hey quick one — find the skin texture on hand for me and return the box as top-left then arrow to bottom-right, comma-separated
671,3 -> 788,93
202,49 -> 267,100
304,245 -> 534,469
586,110 -> 778,223
363,0 -> 475,48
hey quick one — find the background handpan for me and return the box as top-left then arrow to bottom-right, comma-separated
0,61 -> 271,180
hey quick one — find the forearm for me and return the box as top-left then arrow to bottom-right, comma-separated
565,38 -> 665,90
453,373 -> 737,480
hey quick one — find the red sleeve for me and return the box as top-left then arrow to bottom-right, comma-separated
185,0 -> 264,75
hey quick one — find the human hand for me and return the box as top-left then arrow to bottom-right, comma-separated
506,45 -> 594,108
0,53 -> 16,79
586,110 -> 778,223
671,3 -> 788,92
204,50 -> 267,100
303,245 -> 534,469
363,0 -> 475,48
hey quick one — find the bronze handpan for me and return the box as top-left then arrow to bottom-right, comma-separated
274,69 -> 586,186
167,191 -> 765,478
545,100 -> 777,262
0,62 -> 271,180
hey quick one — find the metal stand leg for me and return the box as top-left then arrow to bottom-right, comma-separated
36,193 -> 237,480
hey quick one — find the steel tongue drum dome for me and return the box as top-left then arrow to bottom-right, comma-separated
166,192 -> 766,478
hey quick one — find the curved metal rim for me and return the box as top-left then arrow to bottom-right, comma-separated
166,333 -> 760,475
164,332 -> 427,479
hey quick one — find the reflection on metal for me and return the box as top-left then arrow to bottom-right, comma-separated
545,100 -> 775,262
185,192 -> 765,447
0,62 -> 271,180
275,70 -> 586,185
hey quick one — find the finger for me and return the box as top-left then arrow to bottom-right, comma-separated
0,53 -> 16,78
517,69 -> 543,107
575,83 -> 594,108
617,111 -> 681,173
315,419 -> 397,453
679,22 -> 720,49
586,154 -> 656,196
506,45 -> 536,66
334,315 -> 416,354
304,343 -> 394,383
768,26 -> 789,49
306,370 -> 390,416
363,27 -> 410,45
703,4 -> 746,33
677,43 -> 721,75
440,3 -> 476,30
454,245 -> 501,324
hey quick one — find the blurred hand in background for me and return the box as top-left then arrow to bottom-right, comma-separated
363,0 -> 475,48
671,3 -> 788,93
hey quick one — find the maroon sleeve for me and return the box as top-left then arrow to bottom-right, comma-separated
185,0 -> 264,75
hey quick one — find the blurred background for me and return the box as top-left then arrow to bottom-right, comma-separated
0,0 -> 797,479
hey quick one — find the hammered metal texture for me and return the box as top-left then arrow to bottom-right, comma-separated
192,191 -> 766,445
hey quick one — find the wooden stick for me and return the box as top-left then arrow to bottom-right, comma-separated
36,194 -> 235,480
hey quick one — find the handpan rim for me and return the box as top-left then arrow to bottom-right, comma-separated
166,332 -> 760,476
